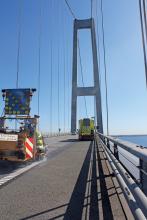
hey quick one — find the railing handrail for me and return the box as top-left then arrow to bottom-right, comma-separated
42,132 -> 71,138
96,134 -> 147,219
98,132 -> 147,163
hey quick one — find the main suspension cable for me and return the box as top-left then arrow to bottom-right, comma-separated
64,0 -> 76,19
100,0 -> 109,135
16,0 -> 23,88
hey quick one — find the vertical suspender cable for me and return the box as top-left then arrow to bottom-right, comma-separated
63,16 -> 66,133
15,0 -> 22,130
69,45 -> 72,131
67,44 -> 71,132
67,50 -> 70,131
91,0 -> 93,18
91,0 -> 94,126
50,42 -> 53,135
64,0 -> 77,132
57,1 -> 59,133
61,2 -> 64,133
96,0 -> 101,87
66,21 -> 71,133
57,1 -> 60,133
65,19 -> 70,132
139,0 -> 147,88
62,10 -> 66,134
37,2 -> 42,119
62,4 -> 66,133
93,0 -> 102,126
64,43 -> 66,133
57,47 -> 60,132
100,0 -> 109,135
50,0 -> 53,135
92,0 -> 102,127
16,0 -> 22,88
65,20 -> 72,133
143,0 -> 147,44
77,38 -> 88,118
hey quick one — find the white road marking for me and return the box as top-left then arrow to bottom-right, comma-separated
0,160 -> 42,188
2,176 -> 13,179
0,135 -> 75,188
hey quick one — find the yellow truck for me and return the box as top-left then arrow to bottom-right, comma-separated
0,117 -> 43,162
78,118 -> 94,141
0,88 -> 45,162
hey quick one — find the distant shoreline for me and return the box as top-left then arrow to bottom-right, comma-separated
113,134 -> 147,137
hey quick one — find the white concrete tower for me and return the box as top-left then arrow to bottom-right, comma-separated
71,18 -> 103,133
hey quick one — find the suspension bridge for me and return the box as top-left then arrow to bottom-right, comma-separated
0,0 -> 147,220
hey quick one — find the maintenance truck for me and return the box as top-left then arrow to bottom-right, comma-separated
0,88 -> 45,162
78,118 -> 94,140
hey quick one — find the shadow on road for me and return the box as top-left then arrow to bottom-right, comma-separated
63,140 -> 114,220
96,142 -> 114,220
20,204 -> 68,220
20,140 -> 115,220
63,141 -> 93,220
0,161 -> 26,176
59,139 -> 79,143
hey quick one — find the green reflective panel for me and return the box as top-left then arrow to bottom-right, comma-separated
5,89 -> 31,115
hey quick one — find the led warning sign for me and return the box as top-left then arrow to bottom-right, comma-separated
4,89 -> 31,115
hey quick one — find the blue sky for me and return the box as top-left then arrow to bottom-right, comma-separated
0,0 -> 146,135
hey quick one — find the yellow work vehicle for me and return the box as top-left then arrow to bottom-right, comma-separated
78,118 -> 94,141
0,88 -> 45,162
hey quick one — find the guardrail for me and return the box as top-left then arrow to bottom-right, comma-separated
42,132 -> 71,138
96,133 -> 147,220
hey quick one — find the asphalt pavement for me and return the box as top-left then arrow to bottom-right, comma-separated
0,135 -> 133,220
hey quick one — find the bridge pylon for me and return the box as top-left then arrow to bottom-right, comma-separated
71,18 -> 103,134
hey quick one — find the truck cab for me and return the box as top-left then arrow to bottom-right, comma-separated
79,118 -> 94,141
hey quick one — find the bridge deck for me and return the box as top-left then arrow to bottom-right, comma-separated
0,136 -> 134,220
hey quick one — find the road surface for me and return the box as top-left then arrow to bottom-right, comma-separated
0,135 -> 133,220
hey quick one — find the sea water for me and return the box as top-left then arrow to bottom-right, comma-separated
118,135 -> 147,147
112,135 -> 147,180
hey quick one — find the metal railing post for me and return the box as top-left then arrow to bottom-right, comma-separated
97,132 -> 147,217
140,159 -> 147,196
114,143 -> 119,160
107,139 -> 110,149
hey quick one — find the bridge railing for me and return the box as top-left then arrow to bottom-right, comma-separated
42,132 -> 71,138
96,133 -> 147,220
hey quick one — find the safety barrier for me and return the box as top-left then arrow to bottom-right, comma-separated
96,133 -> 147,220
42,132 -> 71,138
